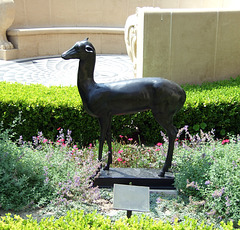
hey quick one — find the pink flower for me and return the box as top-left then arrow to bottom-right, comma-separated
43,138 -> 48,143
57,127 -> 61,131
57,138 -> 65,143
155,148 -> 160,151
89,143 -> 92,149
118,150 -> 123,154
128,138 -> 133,141
222,139 -> 230,145
156,142 -> 162,147
119,135 -> 123,138
117,158 -> 123,162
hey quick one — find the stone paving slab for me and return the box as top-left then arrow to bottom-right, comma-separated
0,55 -> 135,86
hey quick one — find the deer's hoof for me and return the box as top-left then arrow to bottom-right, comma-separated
159,170 -> 165,177
103,165 -> 110,171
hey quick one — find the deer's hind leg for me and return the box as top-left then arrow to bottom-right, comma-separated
152,112 -> 177,177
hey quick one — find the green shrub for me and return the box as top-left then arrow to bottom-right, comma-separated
0,77 -> 240,145
173,131 -> 240,226
0,210 -> 238,229
0,126 -> 100,211
0,127 -> 54,210
0,82 -> 99,146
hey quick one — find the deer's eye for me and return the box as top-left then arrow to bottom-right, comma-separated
85,45 -> 94,53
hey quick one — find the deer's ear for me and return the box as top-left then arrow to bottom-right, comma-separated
85,45 -> 94,53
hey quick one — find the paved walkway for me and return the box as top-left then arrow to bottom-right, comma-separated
0,55 -> 134,86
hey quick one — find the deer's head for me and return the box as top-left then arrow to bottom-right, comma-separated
61,38 -> 95,60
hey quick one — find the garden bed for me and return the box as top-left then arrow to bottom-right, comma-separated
0,123 -> 239,228
0,77 -> 240,228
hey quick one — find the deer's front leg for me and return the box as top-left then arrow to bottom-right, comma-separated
98,116 -> 112,170
104,121 -> 112,170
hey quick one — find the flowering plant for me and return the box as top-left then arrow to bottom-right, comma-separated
173,129 -> 240,225
0,126 -> 100,211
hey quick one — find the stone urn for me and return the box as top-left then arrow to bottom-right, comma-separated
0,0 -> 15,50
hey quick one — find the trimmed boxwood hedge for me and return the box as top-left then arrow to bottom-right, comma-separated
1,210 -> 238,229
0,210 -> 238,229
0,76 -> 240,146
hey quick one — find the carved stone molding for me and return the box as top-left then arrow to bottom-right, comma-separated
0,0 -> 15,50
124,13 -> 137,77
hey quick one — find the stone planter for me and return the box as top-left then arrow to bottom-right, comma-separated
125,7 -> 240,84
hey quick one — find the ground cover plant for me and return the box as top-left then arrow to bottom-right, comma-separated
0,120 -> 239,228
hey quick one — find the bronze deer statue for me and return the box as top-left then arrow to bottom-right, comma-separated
62,38 -> 186,177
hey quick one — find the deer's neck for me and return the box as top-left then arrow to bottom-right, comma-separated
77,58 -> 96,103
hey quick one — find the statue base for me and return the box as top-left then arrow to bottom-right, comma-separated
93,168 -> 175,189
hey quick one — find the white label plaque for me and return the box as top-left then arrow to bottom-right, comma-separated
113,184 -> 150,212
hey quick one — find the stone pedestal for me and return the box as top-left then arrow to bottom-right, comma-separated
94,168 -> 175,189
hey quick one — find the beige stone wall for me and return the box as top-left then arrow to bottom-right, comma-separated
10,0 -> 240,29
1,0 -> 240,60
11,0 -> 156,29
6,0 -> 161,59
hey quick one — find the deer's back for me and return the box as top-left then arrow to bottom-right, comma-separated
85,77 -> 185,117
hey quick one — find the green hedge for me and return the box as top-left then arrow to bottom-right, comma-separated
0,210 -> 238,229
0,82 -> 99,145
0,77 -> 240,145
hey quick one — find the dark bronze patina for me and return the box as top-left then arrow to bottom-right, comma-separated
62,38 -> 186,177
